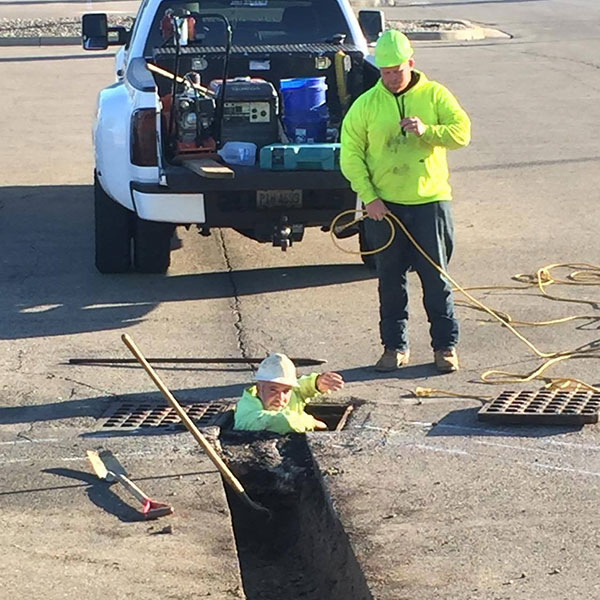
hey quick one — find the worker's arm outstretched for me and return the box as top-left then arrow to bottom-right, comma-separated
419,85 -> 471,149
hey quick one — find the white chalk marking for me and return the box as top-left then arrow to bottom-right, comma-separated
530,461 -> 600,478
0,438 -> 59,446
411,443 -> 470,456
473,439 -> 558,455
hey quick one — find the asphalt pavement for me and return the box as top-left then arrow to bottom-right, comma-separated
1,0 -> 600,598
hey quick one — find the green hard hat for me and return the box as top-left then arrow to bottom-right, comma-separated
374,29 -> 414,68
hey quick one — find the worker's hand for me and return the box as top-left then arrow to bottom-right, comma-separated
400,116 -> 426,137
313,419 -> 328,431
365,198 -> 390,221
316,372 -> 345,393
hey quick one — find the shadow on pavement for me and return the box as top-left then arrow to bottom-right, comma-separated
0,185 -> 374,340
0,468 -> 215,497
427,406 -> 582,438
338,362 -> 439,383
0,384 -> 245,427
44,467 -> 142,522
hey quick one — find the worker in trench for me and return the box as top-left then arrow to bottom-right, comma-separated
234,353 -> 344,434
340,30 -> 471,374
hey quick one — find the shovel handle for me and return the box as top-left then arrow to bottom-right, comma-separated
115,472 -> 151,504
121,334 -> 246,496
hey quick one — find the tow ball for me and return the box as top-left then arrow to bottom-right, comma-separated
273,216 -> 292,251
272,217 -> 305,251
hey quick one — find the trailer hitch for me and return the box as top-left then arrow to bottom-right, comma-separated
273,216 -> 292,251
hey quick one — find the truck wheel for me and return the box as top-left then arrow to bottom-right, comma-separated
94,174 -> 133,273
133,217 -> 174,274
359,222 -> 377,271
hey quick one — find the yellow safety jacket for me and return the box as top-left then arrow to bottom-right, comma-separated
233,374 -> 320,434
340,71 -> 471,205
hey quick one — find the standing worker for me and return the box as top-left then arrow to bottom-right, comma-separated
340,30 -> 471,373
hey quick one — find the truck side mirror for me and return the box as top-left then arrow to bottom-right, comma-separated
82,13 -> 129,50
358,10 -> 385,45
82,13 -> 109,50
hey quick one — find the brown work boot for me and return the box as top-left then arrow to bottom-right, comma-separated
434,348 -> 459,373
374,348 -> 410,372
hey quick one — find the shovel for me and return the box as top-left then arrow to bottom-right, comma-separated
87,449 -> 174,519
121,333 -> 271,518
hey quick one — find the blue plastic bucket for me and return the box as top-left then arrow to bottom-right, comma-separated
280,77 -> 328,142
280,77 -> 328,116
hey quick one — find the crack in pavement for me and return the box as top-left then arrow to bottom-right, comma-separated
517,48 -> 600,71
216,230 -> 251,365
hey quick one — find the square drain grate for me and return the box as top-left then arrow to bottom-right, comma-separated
478,389 -> 600,425
101,400 -> 235,429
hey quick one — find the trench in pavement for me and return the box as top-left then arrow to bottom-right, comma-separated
219,433 -> 373,600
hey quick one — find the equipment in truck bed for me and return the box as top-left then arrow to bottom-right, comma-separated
152,42 -> 365,122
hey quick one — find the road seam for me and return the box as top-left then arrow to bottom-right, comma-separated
216,230 -> 251,364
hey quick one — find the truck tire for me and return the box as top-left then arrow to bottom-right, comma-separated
133,217 -> 175,274
94,173 -> 133,273
359,221 -> 377,271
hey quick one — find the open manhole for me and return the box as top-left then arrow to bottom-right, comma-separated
101,400 -> 235,429
305,403 -> 354,431
478,389 -> 600,425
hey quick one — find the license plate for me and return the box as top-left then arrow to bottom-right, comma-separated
256,189 -> 302,209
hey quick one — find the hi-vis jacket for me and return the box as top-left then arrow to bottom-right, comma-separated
234,374 -> 320,434
340,71 -> 471,205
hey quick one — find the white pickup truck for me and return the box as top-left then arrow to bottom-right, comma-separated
82,0 -> 384,273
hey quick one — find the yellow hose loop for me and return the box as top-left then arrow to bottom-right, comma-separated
329,209 -> 395,256
513,263 -> 600,308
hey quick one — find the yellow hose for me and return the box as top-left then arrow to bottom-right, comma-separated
330,209 -> 600,393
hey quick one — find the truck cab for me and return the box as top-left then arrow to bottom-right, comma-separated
83,0 -> 383,273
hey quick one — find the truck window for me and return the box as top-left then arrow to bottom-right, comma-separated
144,0 -> 353,53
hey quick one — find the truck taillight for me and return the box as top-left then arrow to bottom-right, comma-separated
131,109 -> 157,166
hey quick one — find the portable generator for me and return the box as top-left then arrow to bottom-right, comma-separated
209,77 -> 280,147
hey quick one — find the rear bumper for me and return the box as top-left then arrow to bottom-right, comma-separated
130,164 -> 356,226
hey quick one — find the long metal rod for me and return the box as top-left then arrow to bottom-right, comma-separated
68,356 -> 326,367
121,333 -> 270,516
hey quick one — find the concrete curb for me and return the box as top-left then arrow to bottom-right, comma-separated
400,19 -> 486,42
0,36 -> 80,47
394,19 -> 511,42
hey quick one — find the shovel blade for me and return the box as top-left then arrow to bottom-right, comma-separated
87,450 -> 112,481
97,449 -> 128,477
86,449 -> 126,482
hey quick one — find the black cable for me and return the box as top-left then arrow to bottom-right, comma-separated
167,13 -> 182,149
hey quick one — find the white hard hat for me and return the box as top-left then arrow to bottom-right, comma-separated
254,353 -> 298,387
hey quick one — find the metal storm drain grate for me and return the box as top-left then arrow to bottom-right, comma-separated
478,389 -> 600,425
101,400 -> 235,429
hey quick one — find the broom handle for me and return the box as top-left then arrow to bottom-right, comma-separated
121,334 -> 246,495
